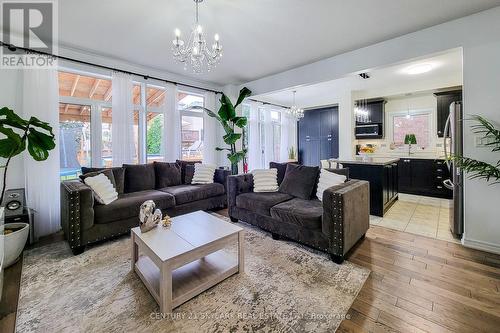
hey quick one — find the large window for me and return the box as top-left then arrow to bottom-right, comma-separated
392,111 -> 431,148
270,110 -> 281,161
59,103 -> 91,180
179,92 -> 204,161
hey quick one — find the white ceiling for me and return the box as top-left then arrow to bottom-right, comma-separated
22,1 -> 500,84
255,49 -> 463,108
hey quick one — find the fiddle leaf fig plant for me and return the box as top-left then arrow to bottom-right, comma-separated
0,107 -> 56,203
191,87 -> 252,174
449,115 -> 500,184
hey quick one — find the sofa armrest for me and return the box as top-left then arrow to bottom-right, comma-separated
227,174 -> 254,216
322,180 -> 370,257
60,180 -> 95,249
214,168 -> 232,192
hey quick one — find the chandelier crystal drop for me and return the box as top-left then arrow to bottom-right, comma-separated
172,0 -> 222,74
288,91 -> 304,119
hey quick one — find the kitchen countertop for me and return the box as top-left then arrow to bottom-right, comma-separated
330,157 -> 400,166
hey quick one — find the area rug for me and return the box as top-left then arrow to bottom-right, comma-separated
16,215 -> 369,333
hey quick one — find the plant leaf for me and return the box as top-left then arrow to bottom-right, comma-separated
449,154 -> 500,183
227,151 -> 246,165
189,106 -> 222,122
29,116 -> 54,135
218,94 -> 236,121
234,87 -> 252,108
27,131 -> 51,161
215,147 -> 231,151
233,116 -> 247,128
223,133 -> 241,145
0,139 -> 20,158
0,107 -> 28,130
28,128 -> 56,150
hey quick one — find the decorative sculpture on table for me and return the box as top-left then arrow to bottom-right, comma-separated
139,200 -> 162,233
162,214 -> 173,228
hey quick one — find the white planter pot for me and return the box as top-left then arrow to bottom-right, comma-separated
3,222 -> 29,268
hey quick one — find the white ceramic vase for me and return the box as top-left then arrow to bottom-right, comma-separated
3,222 -> 29,268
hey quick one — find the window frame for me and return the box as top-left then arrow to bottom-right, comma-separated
178,90 -> 205,161
389,109 -> 435,149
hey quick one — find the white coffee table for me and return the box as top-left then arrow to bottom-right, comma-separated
131,211 -> 244,313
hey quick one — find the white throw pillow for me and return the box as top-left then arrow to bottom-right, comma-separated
84,173 -> 118,205
191,164 -> 216,184
252,168 -> 279,192
316,169 -> 347,201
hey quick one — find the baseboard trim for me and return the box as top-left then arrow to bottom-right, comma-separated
462,236 -> 500,255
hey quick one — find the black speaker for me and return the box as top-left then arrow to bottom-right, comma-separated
2,188 -> 25,217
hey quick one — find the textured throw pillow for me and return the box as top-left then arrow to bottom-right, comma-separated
316,168 -> 347,201
154,162 -> 182,188
252,169 -> 279,192
279,164 -> 320,200
81,167 -> 125,194
191,164 -> 216,184
123,164 -> 156,193
80,169 -> 117,191
83,173 -> 118,205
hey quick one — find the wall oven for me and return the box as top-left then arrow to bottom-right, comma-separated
355,123 -> 383,139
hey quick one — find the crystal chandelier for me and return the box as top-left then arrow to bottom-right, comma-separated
172,0 -> 222,74
288,91 -> 305,119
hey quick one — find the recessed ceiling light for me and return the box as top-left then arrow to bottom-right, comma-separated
404,63 -> 434,75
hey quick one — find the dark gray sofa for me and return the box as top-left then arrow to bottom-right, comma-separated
61,162 -> 230,254
227,163 -> 370,264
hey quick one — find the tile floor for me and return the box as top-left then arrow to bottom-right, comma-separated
369,194 -> 460,243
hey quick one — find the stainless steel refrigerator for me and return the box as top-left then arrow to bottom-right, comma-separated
443,101 -> 464,238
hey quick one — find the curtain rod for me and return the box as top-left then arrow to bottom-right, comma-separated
248,98 -> 288,109
0,41 -> 223,95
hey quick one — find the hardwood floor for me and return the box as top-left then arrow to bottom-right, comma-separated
338,225 -> 500,333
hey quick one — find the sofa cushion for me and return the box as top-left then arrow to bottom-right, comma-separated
269,162 -> 296,185
270,198 -> 323,230
279,164 -> 320,200
82,167 -> 125,194
154,162 -> 182,188
94,190 -> 175,224
159,183 -> 224,205
236,192 -> 293,217
176,160 -> 201,184
80,169 -> 117,192
123,163 -> 155,193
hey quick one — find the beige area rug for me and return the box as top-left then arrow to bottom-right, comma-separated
16,214 -> 369,333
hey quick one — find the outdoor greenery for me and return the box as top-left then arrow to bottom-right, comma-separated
288,146 -> 296,160
147,116 -> 163,155
0,106 -> 56,203
191,87 -> 252,174
449,115 -> 500,184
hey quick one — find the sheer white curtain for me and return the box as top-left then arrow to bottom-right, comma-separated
247,102 -> 261,170
22,68 -> 60,238
280,111 -> 297,162
203,91 -> 218,165
111,72 -> 135,166
264,107 -> 274,167
163,83 -> 181,162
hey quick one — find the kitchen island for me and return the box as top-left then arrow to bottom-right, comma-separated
330,157 -> 399,217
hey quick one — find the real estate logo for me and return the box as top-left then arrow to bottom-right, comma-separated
1,0 -> 57,69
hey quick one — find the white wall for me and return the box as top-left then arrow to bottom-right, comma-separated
242,6 -> 500,253
0,69 -> 25,193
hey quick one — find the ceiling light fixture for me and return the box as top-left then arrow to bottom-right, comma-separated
288,91 -> 304,119
172,0 -> 222,74
404,63 -> 434,75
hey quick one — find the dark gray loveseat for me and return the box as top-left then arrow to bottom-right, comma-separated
61,161 -> 230,254
227,163 -> 369,263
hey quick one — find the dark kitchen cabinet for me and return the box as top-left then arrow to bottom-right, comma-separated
298,106 -> 339,167
434,90 -> 462,137
354,99 -> 386,139
342,162 -> 398,217
398,158 -> 452,199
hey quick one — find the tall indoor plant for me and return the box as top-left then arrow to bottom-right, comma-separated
0,107 -> 56,203
192,87 -> 252,174
449,115 -> 500,183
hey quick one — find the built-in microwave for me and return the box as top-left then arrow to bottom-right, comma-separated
355,123 -> 383,139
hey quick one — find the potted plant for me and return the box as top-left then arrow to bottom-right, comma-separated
449,115 -> 500,183
404,133 -> 417,156
191,88 -> 252,175
0,107 -> 56,266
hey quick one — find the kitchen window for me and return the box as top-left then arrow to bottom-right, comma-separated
391,111 -> 432,149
